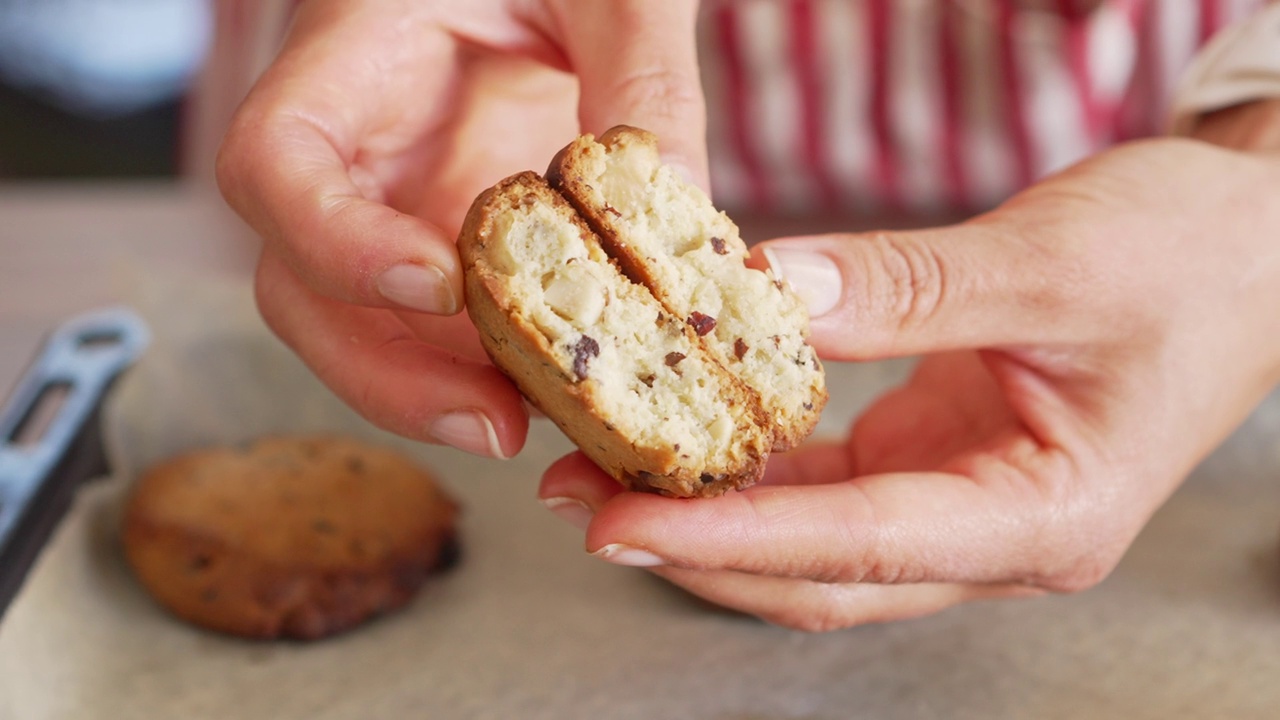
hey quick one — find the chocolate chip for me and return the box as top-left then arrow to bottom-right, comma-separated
803,402 -> 814,411
435,536 -> 462,571
674,444 -> 681,452
687,312 -> 717,336
710,236 -> 727,255
571,335 -> 600,381
346,456 -> 365,474
188,553 -> 213,572
640,374 -> 656,388
734,338 -> 749,360
665,352 -> 686,366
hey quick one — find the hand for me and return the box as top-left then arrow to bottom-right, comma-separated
216,0 -> 706,457
539,113 -> 1280,630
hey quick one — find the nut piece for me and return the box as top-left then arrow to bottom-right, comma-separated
544,263 -> 606,327
708,414 -> 733,447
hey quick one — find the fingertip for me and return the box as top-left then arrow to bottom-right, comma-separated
220,111 -> 465,316
321,199 -> 464,314
758,244 -> 843,320
658,153 -> 710,195
427,396 -> 529,460
538,452 -> 622,507
375,262 -> 460,316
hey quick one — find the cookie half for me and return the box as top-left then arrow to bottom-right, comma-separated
122,436 -> 459,640
547,127 -> 827,450
460,173 -> 770,497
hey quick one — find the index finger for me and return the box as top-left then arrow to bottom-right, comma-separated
216,8 -> 463,315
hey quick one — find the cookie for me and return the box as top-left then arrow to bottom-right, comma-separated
122,436 -> 459,640
460,175 -> 770,498
458,127 -> 827,498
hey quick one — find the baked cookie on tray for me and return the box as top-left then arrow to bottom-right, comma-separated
122,435 -> 459,641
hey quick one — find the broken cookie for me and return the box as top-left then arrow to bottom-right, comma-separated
458,127 -> 827,498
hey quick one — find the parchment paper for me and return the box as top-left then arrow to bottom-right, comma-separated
3,273 -> 1280,719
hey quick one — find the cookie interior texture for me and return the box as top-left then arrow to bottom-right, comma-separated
461,175 -> 769,498
547,127 -> 827,451
460,128 -> 827,497
122,436 -> 459,641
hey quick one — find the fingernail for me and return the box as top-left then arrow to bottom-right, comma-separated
377,263 -> 457,314
541,497 -> 594,531
591,543 -> 665,567
761,247 -> 842,318
429,410 -> 506,458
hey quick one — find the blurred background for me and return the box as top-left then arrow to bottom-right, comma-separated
0,0 -> 214,179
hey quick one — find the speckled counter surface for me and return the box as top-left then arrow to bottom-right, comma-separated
3,187 -> 1280,719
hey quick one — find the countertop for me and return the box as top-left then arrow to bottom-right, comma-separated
2,183 -> 1280,719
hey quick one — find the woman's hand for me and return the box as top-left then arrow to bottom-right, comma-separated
216,0 -> 706,457
539,109 -> 1280,631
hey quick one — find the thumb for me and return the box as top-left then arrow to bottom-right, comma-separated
755,220 -> 1076,360
558,0 -> 708,190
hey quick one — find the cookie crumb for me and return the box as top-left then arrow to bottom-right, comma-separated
734,338 -> 749,360
710,236 -> 727,255
665,352 -> 686,367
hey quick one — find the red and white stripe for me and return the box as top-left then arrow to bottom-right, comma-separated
198,0 -> 1267,213
701,0 -> 1266,215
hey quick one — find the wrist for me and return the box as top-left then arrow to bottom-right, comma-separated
1170,4 -> 1280,150
1189,98 -> 1280,154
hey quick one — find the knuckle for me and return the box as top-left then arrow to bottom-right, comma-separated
213,130 -> 245,204
1039,550 -> 1120,594
1030,512 -> 1129,594
214,106 -> 268,209
862,233 -> 950,338
610,67 -> 703,124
